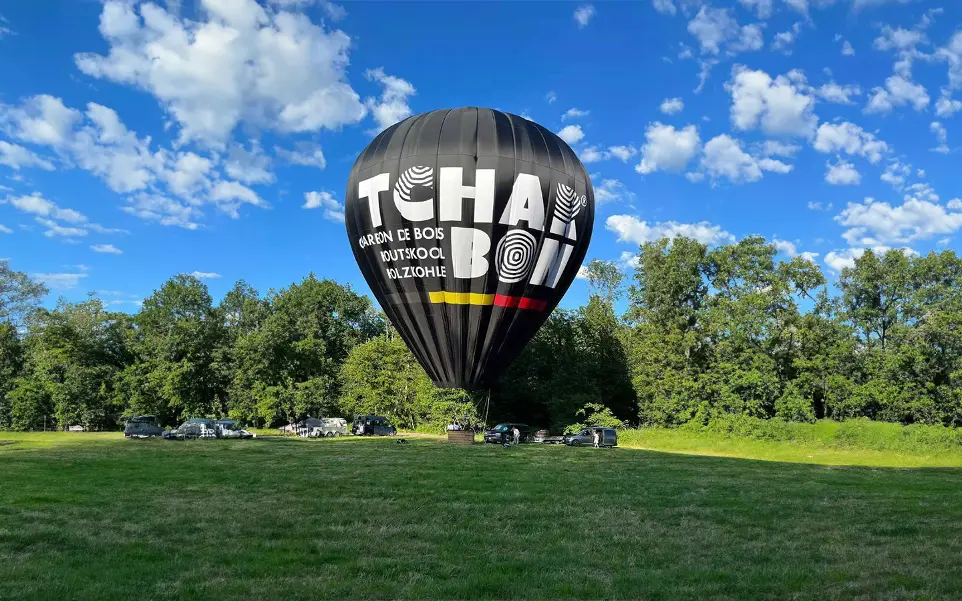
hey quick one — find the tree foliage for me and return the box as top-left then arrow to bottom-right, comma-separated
4,238 -> 962,433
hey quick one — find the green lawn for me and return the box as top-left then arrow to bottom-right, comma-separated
2,433 -> 961,600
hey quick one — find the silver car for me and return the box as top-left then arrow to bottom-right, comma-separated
564,427 -> 617,448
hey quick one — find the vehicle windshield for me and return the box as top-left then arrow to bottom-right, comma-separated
493,424 -> 509,432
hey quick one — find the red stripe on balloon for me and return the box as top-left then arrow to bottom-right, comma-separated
493,294 -> 547,311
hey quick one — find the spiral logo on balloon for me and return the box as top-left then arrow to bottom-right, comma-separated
553,183 -> 587,224
394,165 -> 434,200
495,230 -> 538,283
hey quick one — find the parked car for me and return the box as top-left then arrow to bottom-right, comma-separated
124,415 -> 164,438
564,427 -> 618,448
163,418 -> 217,440
215,419 -> 256,439
531,429 -> 565,444
295,417 -> 348,438
483,423 -> 532,444
351,415 -> 397,436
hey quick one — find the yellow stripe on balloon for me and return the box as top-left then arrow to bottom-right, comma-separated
427,291 -> 495,305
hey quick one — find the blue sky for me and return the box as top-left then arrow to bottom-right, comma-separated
1,0 -> 961,313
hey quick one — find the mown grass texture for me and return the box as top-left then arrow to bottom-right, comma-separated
1,432 -> 961,600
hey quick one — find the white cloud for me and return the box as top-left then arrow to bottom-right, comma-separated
660,98 -> 684,115
607,214 -> 734,246
580,146 -> 609,163
931,121 -> 950,153
808,201 -> 832,211
880,159 -> 911,189
773,238 -> 797,256
608,145 -> 637,161
91,244 -> 123,254
732,24 -> 764,53
32,272 -> 88,290
0,141 -> 55,170
824,248 -> 863,272
557,124 -> 585,145
7,193 -> 87,223
812,122 -> 889,164
757,157 -> 792,173
124,193 -> 202,230
0,224 -> 12,234
636,122 -> 700,174
576,265 -> 589,280
687,8 -> 728,55
762,140 -> 800,157
836,196 -> 962,246
1,94 -> 81,146
727,65 -> 817,137
700,134 -> 761,184
275,142 -> 326,169
224,143 -> 273,185
864,75 -> 930,114
936,91 -> 962,117
190,271 -> 221,280
36,218 -> 88,239
799,251 -> 820,263
842,40 -> 855,56
949,198 -> 962,210
163,151 -> 214,197
209,181 -> 267,218
738,0 -> 772,19
546,91 -> 557,104
303,190 -> 344,222
937,31 -> 962,91
825,160 -> 861,185
818,82 -> 862,105
594,179 -> 632,204
562,108 -> 589,121
74,0 -> 371,146
364,68 -> 415,133
574,4 -> 595,28
652,0 -> 676,16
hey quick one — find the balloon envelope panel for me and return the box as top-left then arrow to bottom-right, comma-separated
344,107 -> 594,389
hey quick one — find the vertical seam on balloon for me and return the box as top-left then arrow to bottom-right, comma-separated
395,114 -> 444,384
434,108 -> 457,386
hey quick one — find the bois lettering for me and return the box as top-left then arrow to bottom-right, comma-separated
353,165 -> 587,289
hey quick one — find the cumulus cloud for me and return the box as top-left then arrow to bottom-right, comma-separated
364,67 -> 416,132
557,125 -> 585,145
772,238 -> 797,256
74,0 -> 374,146
738,0 -> 772,19
275,142 -> 326,169
7,193 -> 86,223
835,195 -> 962,247
635,122 -> 700,175
608,145 -> 637,161
931,121 -> 950,153
936,91 -> 962,117
606,214 -> 735,246
562,108 -> 590,121
842,40 -> 855,56
824,248 -> 864,272
727,65 -> 817,137
303,190 -> 344,222
652,0 -> 676,16
812,122 -> 888,163
31,272 -> 88,290
865,75 -> 930,114
660,98 -> 684,115
825,160 -> 861,185
191,271 -> 221,279
818,82 -> 862,105
574,4 -> 595,28
91,244 -> 123,254
0,141 -> 55,170
594,179 -> 632,204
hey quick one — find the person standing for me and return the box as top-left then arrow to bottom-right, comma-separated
512,427 -> 521,445
592,429 -> 600,448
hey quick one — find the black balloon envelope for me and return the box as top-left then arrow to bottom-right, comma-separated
344,107 -> 594,389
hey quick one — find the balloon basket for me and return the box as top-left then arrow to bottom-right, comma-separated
446,430 -> 475,445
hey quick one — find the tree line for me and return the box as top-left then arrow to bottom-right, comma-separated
2,234 -> 962,432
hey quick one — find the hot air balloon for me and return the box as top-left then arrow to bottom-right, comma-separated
344,107 -> 594,390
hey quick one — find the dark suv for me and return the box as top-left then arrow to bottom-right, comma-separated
124,415 -> 164,438
483,423 -> 532,444
351,415 -> 397,436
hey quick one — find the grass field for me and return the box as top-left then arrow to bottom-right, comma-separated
2,432 -> 962,600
